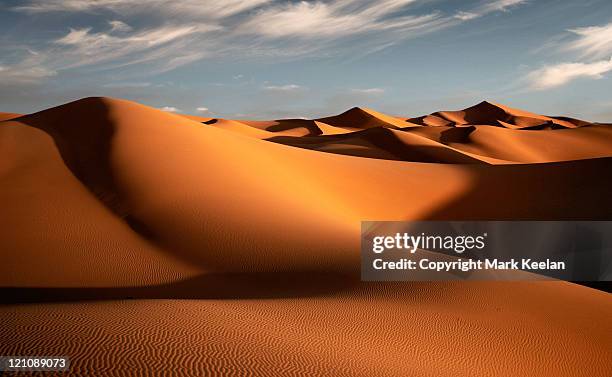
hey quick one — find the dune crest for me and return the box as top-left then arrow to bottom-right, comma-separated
220,101 -> 611,164
408,100 -> 593,129
317,106 -> 418,129
181,101 -> 612,165
0,112 -> 21,121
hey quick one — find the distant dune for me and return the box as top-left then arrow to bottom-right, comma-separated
0,111 -> 21,121
1,98 -> 611,376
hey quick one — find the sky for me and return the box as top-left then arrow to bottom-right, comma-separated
1,0 -> 612,120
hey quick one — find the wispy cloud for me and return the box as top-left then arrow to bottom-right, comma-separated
6,1 -> 445,81
196,107 -> 209,113
48,23 -> 217,72
13,0 -> 272,18
454,0 -> 527,21
351,88 -> 385,95
160,106 -> 180,113
454,11 -> 479,21
564,22 -> 612,60
0,50 -> 56,83
481,0 -> 527,13
525,21 -> 612,90
239,0 -> 433,38
109,20 -> 132,33
12,0 -> 111,13
0,65 -> 56,83
56,23 -> 211,51
262,84 -> 303,92
527,57 -> 612,89
4,0 -> 530,86
6,1 -> 265,80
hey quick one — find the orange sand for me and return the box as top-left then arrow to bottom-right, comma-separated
1,98 -> 610,376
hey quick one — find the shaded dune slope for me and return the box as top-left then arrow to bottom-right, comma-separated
267,127 -> 493,164
240,118 -> 352,136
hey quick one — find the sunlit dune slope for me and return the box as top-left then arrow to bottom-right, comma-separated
2,281 -> 611,377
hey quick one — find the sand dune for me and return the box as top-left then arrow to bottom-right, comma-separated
1,97 -> 611,376
317,106 -> 419,129
2,282 -> 610,377
250,118 -> 353,136
408,101 -> 591,129
188,102 -> 612,164
403,124 -> 612,163
0,111 -> 21,121
265,127 -> 492,163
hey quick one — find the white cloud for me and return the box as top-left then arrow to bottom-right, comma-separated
454,11 -> 479,21
12,0 -> 114,12
53,24 -> 216,70
239,0 -> 441,39
525,22 -> 612,90
263,84 -> 303,91
4,0 -> 530,86
351,88 -> 385,95
527,57 -> 612,89
160,106 -> 180,113
481,0 -> 527,13
109,20 -> 132,32
172,0 -> 271,18
565,22 -> 612,60
0,51 -> 56,83
8,1 -> 445,80
196,107 -> 209,113
55,28 -> 88,45
454,0 -> 527,21
158,52 -> 207,73
0,66 -> 56,82
13,0 -> 272,19
56,25 -> 207,48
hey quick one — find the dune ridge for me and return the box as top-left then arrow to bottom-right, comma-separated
408,101 -> 590,129
0,111 -> 21,121
1,97 -> 611,376
181,101 -> 612,164
317,106 -> 419,129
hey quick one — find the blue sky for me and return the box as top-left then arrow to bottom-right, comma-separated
1,0 -> 612,120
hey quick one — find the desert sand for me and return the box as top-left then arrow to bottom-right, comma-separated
1,98 -> 611,376
0,112 -> 21,122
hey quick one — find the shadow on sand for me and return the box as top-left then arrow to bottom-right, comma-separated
0,271 -> 360,304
